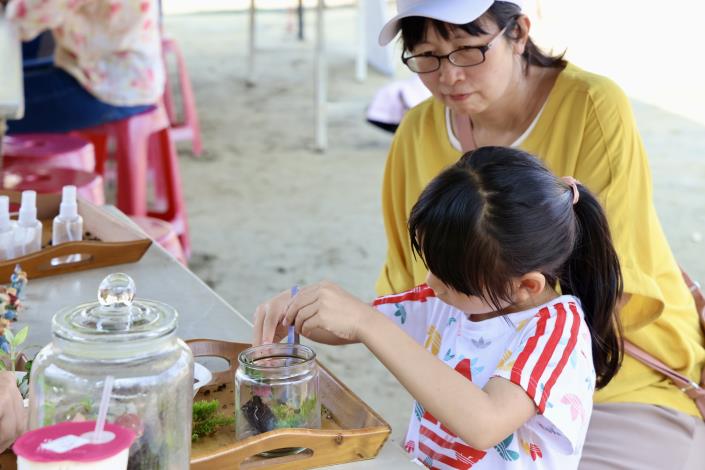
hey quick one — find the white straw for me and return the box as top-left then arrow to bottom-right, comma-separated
92,375 -> 114,443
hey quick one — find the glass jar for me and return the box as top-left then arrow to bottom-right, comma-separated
235,343 -> 320,444
28,273 -> 194,470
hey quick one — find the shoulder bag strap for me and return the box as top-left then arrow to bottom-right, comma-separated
623,268 -> 705,416
681,269 -> 705,330
623,340 -> 705,402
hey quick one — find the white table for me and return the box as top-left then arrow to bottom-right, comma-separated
14,217 -> 419,469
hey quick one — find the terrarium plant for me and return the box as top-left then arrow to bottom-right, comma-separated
241,394 -> 319,434
270,395 -> 318,428
0,323 -> 32,398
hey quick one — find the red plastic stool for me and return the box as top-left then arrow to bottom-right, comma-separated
74,106 -> 191,259
1,134 -> 96,172
162,37 -> 203,157
1,166 -> 105,205
130,216 -> 186,265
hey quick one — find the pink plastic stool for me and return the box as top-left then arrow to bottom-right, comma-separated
130,216 -> 186,265
1,134 -> 96,172
1,166 -> 105,205
74,106 -> 191,259
162,37 -> 203,157
74,107 -> 167,213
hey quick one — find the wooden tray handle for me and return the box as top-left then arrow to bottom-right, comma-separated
186,338 -> 244,385
222,430 -> 333,469
0,240 -> 150,280
191,428 -> 383,470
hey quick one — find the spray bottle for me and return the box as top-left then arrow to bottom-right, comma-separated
14,190 -> 42,256
0,195 -> 15,260
52,185 -> 83,246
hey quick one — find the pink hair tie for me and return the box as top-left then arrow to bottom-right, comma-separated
562,176 -> 580,205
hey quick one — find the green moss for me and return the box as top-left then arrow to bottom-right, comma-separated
192,400 -> 235,442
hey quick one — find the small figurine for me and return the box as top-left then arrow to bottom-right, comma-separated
10,264 -> 28,299
0,287 -> 21,321
0,317 -> 11,354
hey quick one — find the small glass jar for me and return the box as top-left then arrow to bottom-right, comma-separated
28,273 -> 194,470
235,343 -> 320,444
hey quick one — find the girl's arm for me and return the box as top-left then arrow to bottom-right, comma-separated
362,310 -> 536,450
284,282 -> 536,450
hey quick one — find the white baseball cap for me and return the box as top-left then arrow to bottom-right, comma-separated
378,0 -> 529,46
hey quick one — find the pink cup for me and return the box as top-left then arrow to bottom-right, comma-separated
13,421 -> 135,470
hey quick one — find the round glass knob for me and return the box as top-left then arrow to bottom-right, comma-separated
97,273 -> 136,309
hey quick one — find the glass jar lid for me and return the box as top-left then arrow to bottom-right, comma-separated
52,273 -> 178,346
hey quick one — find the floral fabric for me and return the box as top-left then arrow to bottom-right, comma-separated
7,0 -> 164,106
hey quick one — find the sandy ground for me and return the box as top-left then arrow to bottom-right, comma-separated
164,7 -> 705,439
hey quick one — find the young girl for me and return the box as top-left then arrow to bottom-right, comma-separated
253,146 -> 623,469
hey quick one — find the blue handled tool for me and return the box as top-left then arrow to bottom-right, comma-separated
287,285 -> 300,344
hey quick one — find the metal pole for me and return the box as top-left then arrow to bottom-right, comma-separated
314,0 -> 327,151
355,0 -> 367,82
298,0 -> 304,41
246,0 -> 256,87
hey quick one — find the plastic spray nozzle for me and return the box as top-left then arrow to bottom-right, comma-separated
0,196 -> 11,232
59,185 -> 78,220
18,190 -> 37,226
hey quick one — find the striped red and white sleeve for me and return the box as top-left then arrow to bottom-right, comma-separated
372,284 -> 437,345
492,300 -> 596,453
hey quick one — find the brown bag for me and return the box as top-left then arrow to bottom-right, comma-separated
624,270 -> 705,420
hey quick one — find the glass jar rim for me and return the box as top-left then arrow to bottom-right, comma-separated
238,343 -> 316,372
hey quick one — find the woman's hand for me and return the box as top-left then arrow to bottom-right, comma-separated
282,281 -> 376,343
0,371 -> 26,452
252,289 -> 292,346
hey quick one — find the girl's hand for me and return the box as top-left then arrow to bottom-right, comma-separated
252,289 -> 292,346
283,281 -> 375,343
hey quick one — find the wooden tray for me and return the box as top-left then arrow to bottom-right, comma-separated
188,339 -> 391,470
0,341 -> 390,469
0,190 -> 151,280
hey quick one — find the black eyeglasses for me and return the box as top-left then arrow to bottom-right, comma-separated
402,26 -> 508,74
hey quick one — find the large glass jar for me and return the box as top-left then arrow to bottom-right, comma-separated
28,273 -> 194,470
236,343 -> 320,444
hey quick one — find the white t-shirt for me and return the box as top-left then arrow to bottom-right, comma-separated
445,105 -> 545,152
373,285 -> 595,470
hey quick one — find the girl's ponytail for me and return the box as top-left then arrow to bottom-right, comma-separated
560,185 -> 623,389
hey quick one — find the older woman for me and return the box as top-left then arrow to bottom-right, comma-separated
376,0 -> 705,468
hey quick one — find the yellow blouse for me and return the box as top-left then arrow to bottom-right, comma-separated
377,62 -> 705,418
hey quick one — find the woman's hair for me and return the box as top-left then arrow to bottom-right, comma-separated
400,1 -> 565,73
409,147 -> 623,388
